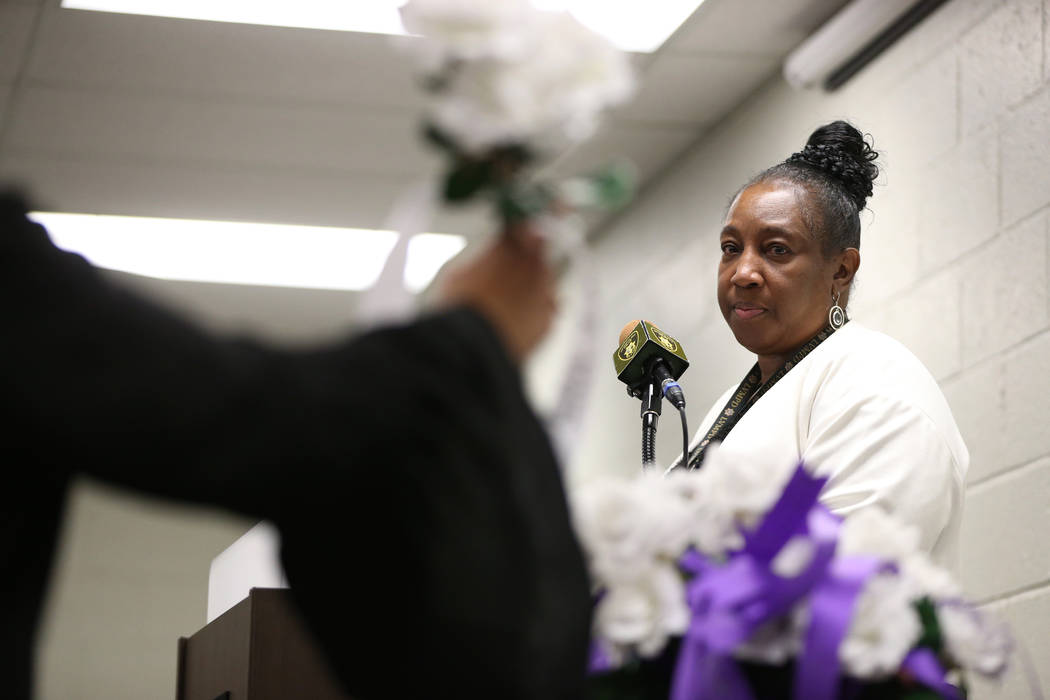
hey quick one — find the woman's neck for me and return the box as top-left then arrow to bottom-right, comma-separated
757,354 -> 789,385
756,320 -> 846,383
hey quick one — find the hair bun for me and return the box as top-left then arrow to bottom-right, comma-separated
785,121 -> 879,210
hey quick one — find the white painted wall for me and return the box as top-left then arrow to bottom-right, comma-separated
569,0 -> 1050,696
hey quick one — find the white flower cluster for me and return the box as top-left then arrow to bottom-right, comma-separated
572,446 -> 1012,682
571,445 -> 794,661
399,0 -> 635,153
837,507 -> 1011,679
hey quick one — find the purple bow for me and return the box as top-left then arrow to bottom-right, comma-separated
671,463 -> 900,700
588,462 -> 963,699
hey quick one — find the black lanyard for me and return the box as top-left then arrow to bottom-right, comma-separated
684,321 -> 844,469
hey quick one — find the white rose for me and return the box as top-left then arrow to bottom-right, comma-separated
938,603 -> 1012,676
424,10 -> 634,152
634,471 -> 697,559
838,507 -> 962,599
838,506 -> 921,561
840,573 -> 922,679
693,442 -> 796,531
594,562 -> 689,657
595,584 -> 656,645
900,553 -> 963,600
399,0 -> 537,66
661,467 -> 739,557
572,476 -> 664,586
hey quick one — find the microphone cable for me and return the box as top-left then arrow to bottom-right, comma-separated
678,406 -> 689,472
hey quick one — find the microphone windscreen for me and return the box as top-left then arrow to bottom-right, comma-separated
619,319 -> 641,345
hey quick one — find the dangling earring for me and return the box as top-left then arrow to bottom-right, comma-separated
828,290 -> 846,330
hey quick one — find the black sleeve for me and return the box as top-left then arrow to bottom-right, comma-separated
0,191 -> 591,700
278,309 -> 592,700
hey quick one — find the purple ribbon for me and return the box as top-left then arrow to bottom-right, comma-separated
795,553 -> 891,700
588,640 -> 614,673
672,464 -> 835,700
901,648 -> 962,700
585,462 -> 962,698
671,463 -> 906,700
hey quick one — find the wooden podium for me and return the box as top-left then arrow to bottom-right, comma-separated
176,587 -> 351,700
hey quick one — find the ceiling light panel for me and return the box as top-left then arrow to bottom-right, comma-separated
29,212 -> 464,293
61,0 -> 409,35
61,0 -> 705,53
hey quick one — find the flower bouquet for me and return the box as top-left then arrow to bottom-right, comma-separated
398,0 -> 637,228
572,447 -> 1012,700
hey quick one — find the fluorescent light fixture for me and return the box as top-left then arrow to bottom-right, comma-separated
29,212 -> 466,293
60,0 -> 410,35
61,0 -> 705,53
783,0 -> 943,91
533,0 -> 704,53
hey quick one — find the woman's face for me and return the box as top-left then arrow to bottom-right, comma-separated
717,180 -> 842,368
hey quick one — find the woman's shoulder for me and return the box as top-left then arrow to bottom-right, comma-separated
800,320 -> 969,487
819,321 -> 931,374
804,321 -> 948,408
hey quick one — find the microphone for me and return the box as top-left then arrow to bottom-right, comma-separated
613,320 -> 688,410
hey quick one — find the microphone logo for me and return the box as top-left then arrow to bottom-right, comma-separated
651,327 -> 678,353
617,330 -> 640,361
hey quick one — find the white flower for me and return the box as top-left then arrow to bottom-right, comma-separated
573,477 -> 654,586
399,0 -> 537,66
634,471 -> 697,558
838,506 -> 920,561
900,553 -> 962,600
692,443 -> 797,532
838,506 -> 962,599
663,466 -> 739,557
414,9 -> 634,152
572,471 -> 698,660
840,573 -> 922,678
596,585 -> 656,644
770,535 -> 817,578
593,562 -> 689,658
572,473 -> 681,586
938,603 -> 1012,676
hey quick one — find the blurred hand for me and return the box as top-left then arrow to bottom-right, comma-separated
438,222 -> 557,363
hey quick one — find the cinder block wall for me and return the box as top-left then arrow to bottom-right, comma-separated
572,1 -> 1050,695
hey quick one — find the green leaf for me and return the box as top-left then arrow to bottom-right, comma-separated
914,597 -> 944,653
589,162 -> 636,209
443,159 -> 494,203
495,182 -> 556,226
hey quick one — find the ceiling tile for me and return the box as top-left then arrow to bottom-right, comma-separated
101,270 -> 363,345
4,86 -> 434,176
616,53 -> 777,125
1,153 -> 494,238
551,121 -> 698,185
664,0 -> 848,56
2,0 -> 854,256
0,4 -> 39,83
28,6 -> 424,109
1,154 -> 409,227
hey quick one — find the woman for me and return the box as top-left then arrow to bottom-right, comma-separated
685,121 -> 967,568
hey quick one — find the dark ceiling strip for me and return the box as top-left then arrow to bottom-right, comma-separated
824,0 -> 951,91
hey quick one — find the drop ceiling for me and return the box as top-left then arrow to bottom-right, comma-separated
0,0 -> 848,339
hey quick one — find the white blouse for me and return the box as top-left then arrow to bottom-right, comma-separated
689,321 -> 968,568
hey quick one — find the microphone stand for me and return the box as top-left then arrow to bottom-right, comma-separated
638,380 -> 663,468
